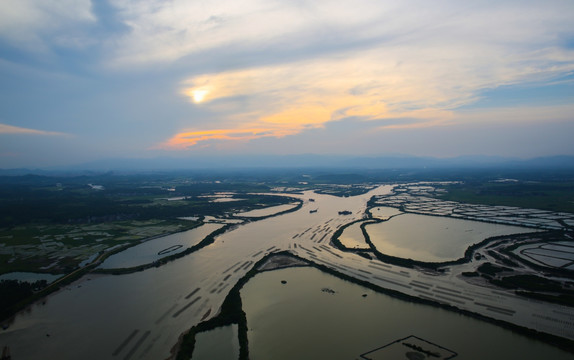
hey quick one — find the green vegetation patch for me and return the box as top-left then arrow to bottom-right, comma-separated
461,271 -> 480,277
0,279 -> 48,322
491,274 -> 564,293
515,291 -> 574,307
0,173 -> 301,317
314,184 -> 374,197
0,219 -> 199,274
435,181 -> 574,213
476,262 -> 514,276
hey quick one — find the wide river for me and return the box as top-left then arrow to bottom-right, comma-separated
1,185 -> 573,359
0,186 -> 391,359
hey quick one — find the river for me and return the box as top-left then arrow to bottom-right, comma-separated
1,184 -> 573,359
0,186 -> 391,359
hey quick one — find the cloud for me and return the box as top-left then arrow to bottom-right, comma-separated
453,103 -> 574,125
1,1 -> 574,163
158,30 -> 573,150
105,1 -> 574,68
155,127 -> 298,150
112,0 -> 572,150
0,0 -> 95,53
0,123 -> 69,136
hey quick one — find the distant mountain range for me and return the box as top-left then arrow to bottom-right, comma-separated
1,154 -> 573,175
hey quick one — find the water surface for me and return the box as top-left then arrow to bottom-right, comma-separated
98,223 -> 223,269
192,325 -> 239,360
241,266 -> 572,360
338,221 -> 369,249
369,206 -> 402,219
0,187 -> 392,360
366,213 -> 534,262
234,204 -> 298,218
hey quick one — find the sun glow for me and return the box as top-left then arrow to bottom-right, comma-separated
166,30 -> 574,151
167,58 -> 453,150
191,89 -> 208,103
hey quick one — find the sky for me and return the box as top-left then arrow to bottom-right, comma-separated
0,0 -> 573,168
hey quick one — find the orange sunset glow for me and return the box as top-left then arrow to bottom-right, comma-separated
157,127 -> 301,150
164,56 -> 479,149
2,2 -> 574,359
1,1 -> 572,165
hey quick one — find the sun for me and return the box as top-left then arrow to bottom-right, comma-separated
192,89 -> 208,103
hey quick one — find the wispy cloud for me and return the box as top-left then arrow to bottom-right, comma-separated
0,0 -> 95,53
106,1 -> 574,69
1,1 -> 573,164
159,32 -> 573,149
453,104 -> 574,125
0,123 -> 69,136
155,127 -> 298,150
108,1 -> 572,150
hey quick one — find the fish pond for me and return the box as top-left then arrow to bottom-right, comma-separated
365,213 -> 535,263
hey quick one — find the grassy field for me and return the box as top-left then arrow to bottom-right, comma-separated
0,219 -> 199,274
435,181 -> 574,213
0,174 -> 300,275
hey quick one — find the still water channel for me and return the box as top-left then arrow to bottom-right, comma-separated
338,221 -> 370,249
233,203 -> 299,217
98,223 -> 223,269
241,266 -> 573,360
